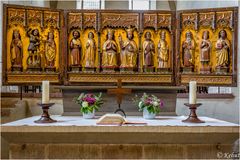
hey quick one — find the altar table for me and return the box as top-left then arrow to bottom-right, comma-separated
1,116 -> 239,159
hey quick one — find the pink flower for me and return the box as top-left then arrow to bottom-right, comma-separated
83,97 -> 96,105
144,98 -> 152,105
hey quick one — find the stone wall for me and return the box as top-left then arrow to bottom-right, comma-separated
105,0 -> 128,9
177,0 -> 238,10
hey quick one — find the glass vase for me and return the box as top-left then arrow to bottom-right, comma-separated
143,107 -> 156,119
82,109 -> 95,119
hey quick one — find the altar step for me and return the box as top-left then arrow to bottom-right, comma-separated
1,108 -> 11,117
1,99 -> 28,124
1,99 -> 18,116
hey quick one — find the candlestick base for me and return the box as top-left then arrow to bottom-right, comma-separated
182,103 -> 205,123
34,103 -> 57,123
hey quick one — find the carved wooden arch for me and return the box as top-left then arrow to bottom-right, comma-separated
7,8 -> 26,28
100,12 -> 139,31
157,14 -> 172,32
180,13 -> 198,31
67,12 -> 82,32
143,13 -> 157,31
83,13 -> 97,30
26,9 -> 43,27
199,12 -> 215,30
216,11 -> 233,30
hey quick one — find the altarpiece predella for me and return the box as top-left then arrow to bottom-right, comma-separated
2,5 -> 238,86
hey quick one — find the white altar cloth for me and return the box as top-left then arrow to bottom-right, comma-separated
2,115 -> 239,127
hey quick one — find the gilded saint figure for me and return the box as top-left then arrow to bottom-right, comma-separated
45,31 -> 56,67
69,30 -> 81,66
102,29 -> 118,67
10,29 -> 23,67
27,28 -> 40,67
182,31 -> 196,67
200,31 -> 211,73
215,30 -> 230,68
143,32 -> 155,67
84,32 -> 96,68
158,31 -> 169,68
118,28 -> 138,68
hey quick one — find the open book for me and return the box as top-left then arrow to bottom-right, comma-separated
96,114 -> 147,125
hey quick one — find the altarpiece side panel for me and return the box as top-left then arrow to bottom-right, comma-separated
177,7 -> 238,86
2,5 -> 63,85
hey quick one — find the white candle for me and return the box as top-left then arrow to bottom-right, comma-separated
42,81 -> 50,104
189,81 -> 197,104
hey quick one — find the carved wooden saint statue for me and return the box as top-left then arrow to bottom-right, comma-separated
102,29 -> 118,68
10,29 -> 23,69
84,32 -> 96,68
45,31 -> 56,68
119,27 -> 138,68
158,31 -> 169,68
143,31 -> 155,68
182,31 -> 196,69
27,28 -> 40,67
215,29 -> 230,72
69,30 -> 81,67
200,30 -> 211,73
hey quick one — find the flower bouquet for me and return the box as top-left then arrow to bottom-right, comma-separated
74,93 -> 103,119
133,93 -> 164,119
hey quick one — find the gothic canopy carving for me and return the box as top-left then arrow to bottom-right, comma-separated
101,13 -> 139,30
199,12 -> 215,29
181,13 -> 198,30
157,14 -> 172,31
27,10 -> 43,27
216,11 -> 233,29
143,14 -> 157,29
8,8 -> 26,27
83,13 -> 97,30
43,11 -> 60,29
68,13 -> 82,31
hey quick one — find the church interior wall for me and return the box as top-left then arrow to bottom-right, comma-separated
105,0 -> 129,9
176,0 -> 238,10
156,0 -> 170,10
104,0 -> 170,10
57,1 -> 76,9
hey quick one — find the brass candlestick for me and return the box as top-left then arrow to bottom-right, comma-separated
34,103 -> 57,123
182,103 -> 205,123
